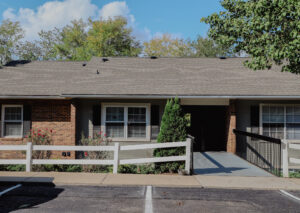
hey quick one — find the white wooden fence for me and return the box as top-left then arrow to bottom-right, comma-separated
0,138 -> 192,174
282,140 -> 300,177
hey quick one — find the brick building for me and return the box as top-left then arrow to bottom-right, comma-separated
1,57 -> 300,160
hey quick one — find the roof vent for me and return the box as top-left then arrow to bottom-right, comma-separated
219,56 -> 227,59
150,56 -> 158,59
82,63 -> 87,66
96,69 -> 99,74
4,60 -> 31,67
102,58 -> 109,62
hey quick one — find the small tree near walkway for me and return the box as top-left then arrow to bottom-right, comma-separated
154,97 -> 187,173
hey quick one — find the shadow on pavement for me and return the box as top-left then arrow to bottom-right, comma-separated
194,167 -> 246,174
194,152 -> 246,175
0,177 -> 64,213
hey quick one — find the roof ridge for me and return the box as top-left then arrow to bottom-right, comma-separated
91,56 -> 251,59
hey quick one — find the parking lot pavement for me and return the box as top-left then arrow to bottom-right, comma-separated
0,184 -> 13,192
1,184 -> 300,213
0,184 -> 145,213
153,187 -> 300,213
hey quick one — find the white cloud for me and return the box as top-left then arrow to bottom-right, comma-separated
3,0 -> 98,41
133,27 -> 152,42
98,1 -> 151,41
2,0 -> 155,42
99,1 -> 135,24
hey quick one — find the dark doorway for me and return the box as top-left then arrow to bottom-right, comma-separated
183,106 -> 227,152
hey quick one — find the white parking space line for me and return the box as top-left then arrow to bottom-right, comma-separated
145,185 -> 153,213
0,184 -> 22,196
280,190 -> 300,202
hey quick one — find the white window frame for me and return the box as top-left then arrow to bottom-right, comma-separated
1,105 -> 23,138
259,104 -> 300,142
101,103 -> 150,141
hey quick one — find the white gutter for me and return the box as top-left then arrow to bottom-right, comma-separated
61,94 -> 300,100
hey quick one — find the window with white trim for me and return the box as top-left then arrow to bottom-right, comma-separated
103,104 -> 149,139
286,106 -> 300,139
261,104 -> 300,140
128,107 -> 146,138
106,107 -> 125,138
1,105 -> 23,137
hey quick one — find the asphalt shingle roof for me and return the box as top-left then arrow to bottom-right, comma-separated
0,57 -> 299,97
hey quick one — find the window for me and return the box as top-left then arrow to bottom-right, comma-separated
1,105 -> 23,137
261,105 -> 284,139
102,104 -> 150,140
260,104 -> 300,140
128,107 -> 146,138
105,107 -> 124,138
286,106 -> 300,140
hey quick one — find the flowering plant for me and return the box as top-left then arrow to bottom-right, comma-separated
80,131 -> 112,172
26,128 -> 54,159
26,128 -> 54,144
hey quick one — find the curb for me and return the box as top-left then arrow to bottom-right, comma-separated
0,181 -> 55,187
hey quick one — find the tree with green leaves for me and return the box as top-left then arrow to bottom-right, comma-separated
55,19 -> 90,61
87,17 -> 141,57
154,97 -> 187,173
38,28 -> 61,60
201,0 -> 300,73
143,33 -> 193,57
0,19 -> 24,65
190,35 -> 232,57
16,41 -> 42,61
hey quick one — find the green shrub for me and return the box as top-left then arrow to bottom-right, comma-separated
154,97 -> 187,173
0,164 -> 114,173
289,171 -> 300,178
0,164 -> 25,171
118,164 -> 137,173
32,165 -> 82,172
118,164 -> 156,174
137,164 -> 156,174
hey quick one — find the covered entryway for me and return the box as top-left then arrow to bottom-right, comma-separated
193,152 -> 273,176
183,106 -> 227,152
182,103 -> 272,176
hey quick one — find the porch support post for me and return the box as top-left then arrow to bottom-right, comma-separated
226,101 -> 236,153
113,142 -> 120,174
282,140 -> 289,178
26,142 -> 32,172
185,138 -> 192,175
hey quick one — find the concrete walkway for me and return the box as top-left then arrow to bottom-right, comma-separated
1,171 -> 300,190
193,152 -> 273,177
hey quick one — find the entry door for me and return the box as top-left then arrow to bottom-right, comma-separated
184,106 -> 227,152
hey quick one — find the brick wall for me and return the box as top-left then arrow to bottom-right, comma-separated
226,101 -> 236,153
0,100 -> 76,159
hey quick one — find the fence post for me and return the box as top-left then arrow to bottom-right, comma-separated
185,138 -> 192,175
26,142 -> 32,172
282,140 -> 289,178
113,142 -> 120,174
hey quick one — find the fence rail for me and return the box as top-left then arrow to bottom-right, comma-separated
234,129 -> 300,178
282,141 -> 300,177
233,129 -> 282,176
0,139 -> 192,174
233,129 -> 281,144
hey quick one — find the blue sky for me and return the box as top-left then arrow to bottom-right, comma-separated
0,0 -> 223,41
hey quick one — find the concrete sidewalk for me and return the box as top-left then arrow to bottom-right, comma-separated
1,171 -> 300,190
193,152 -> 273,177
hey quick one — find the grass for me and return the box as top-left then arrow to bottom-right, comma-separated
289,171 -> 300,178
278,170 -> 300,178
